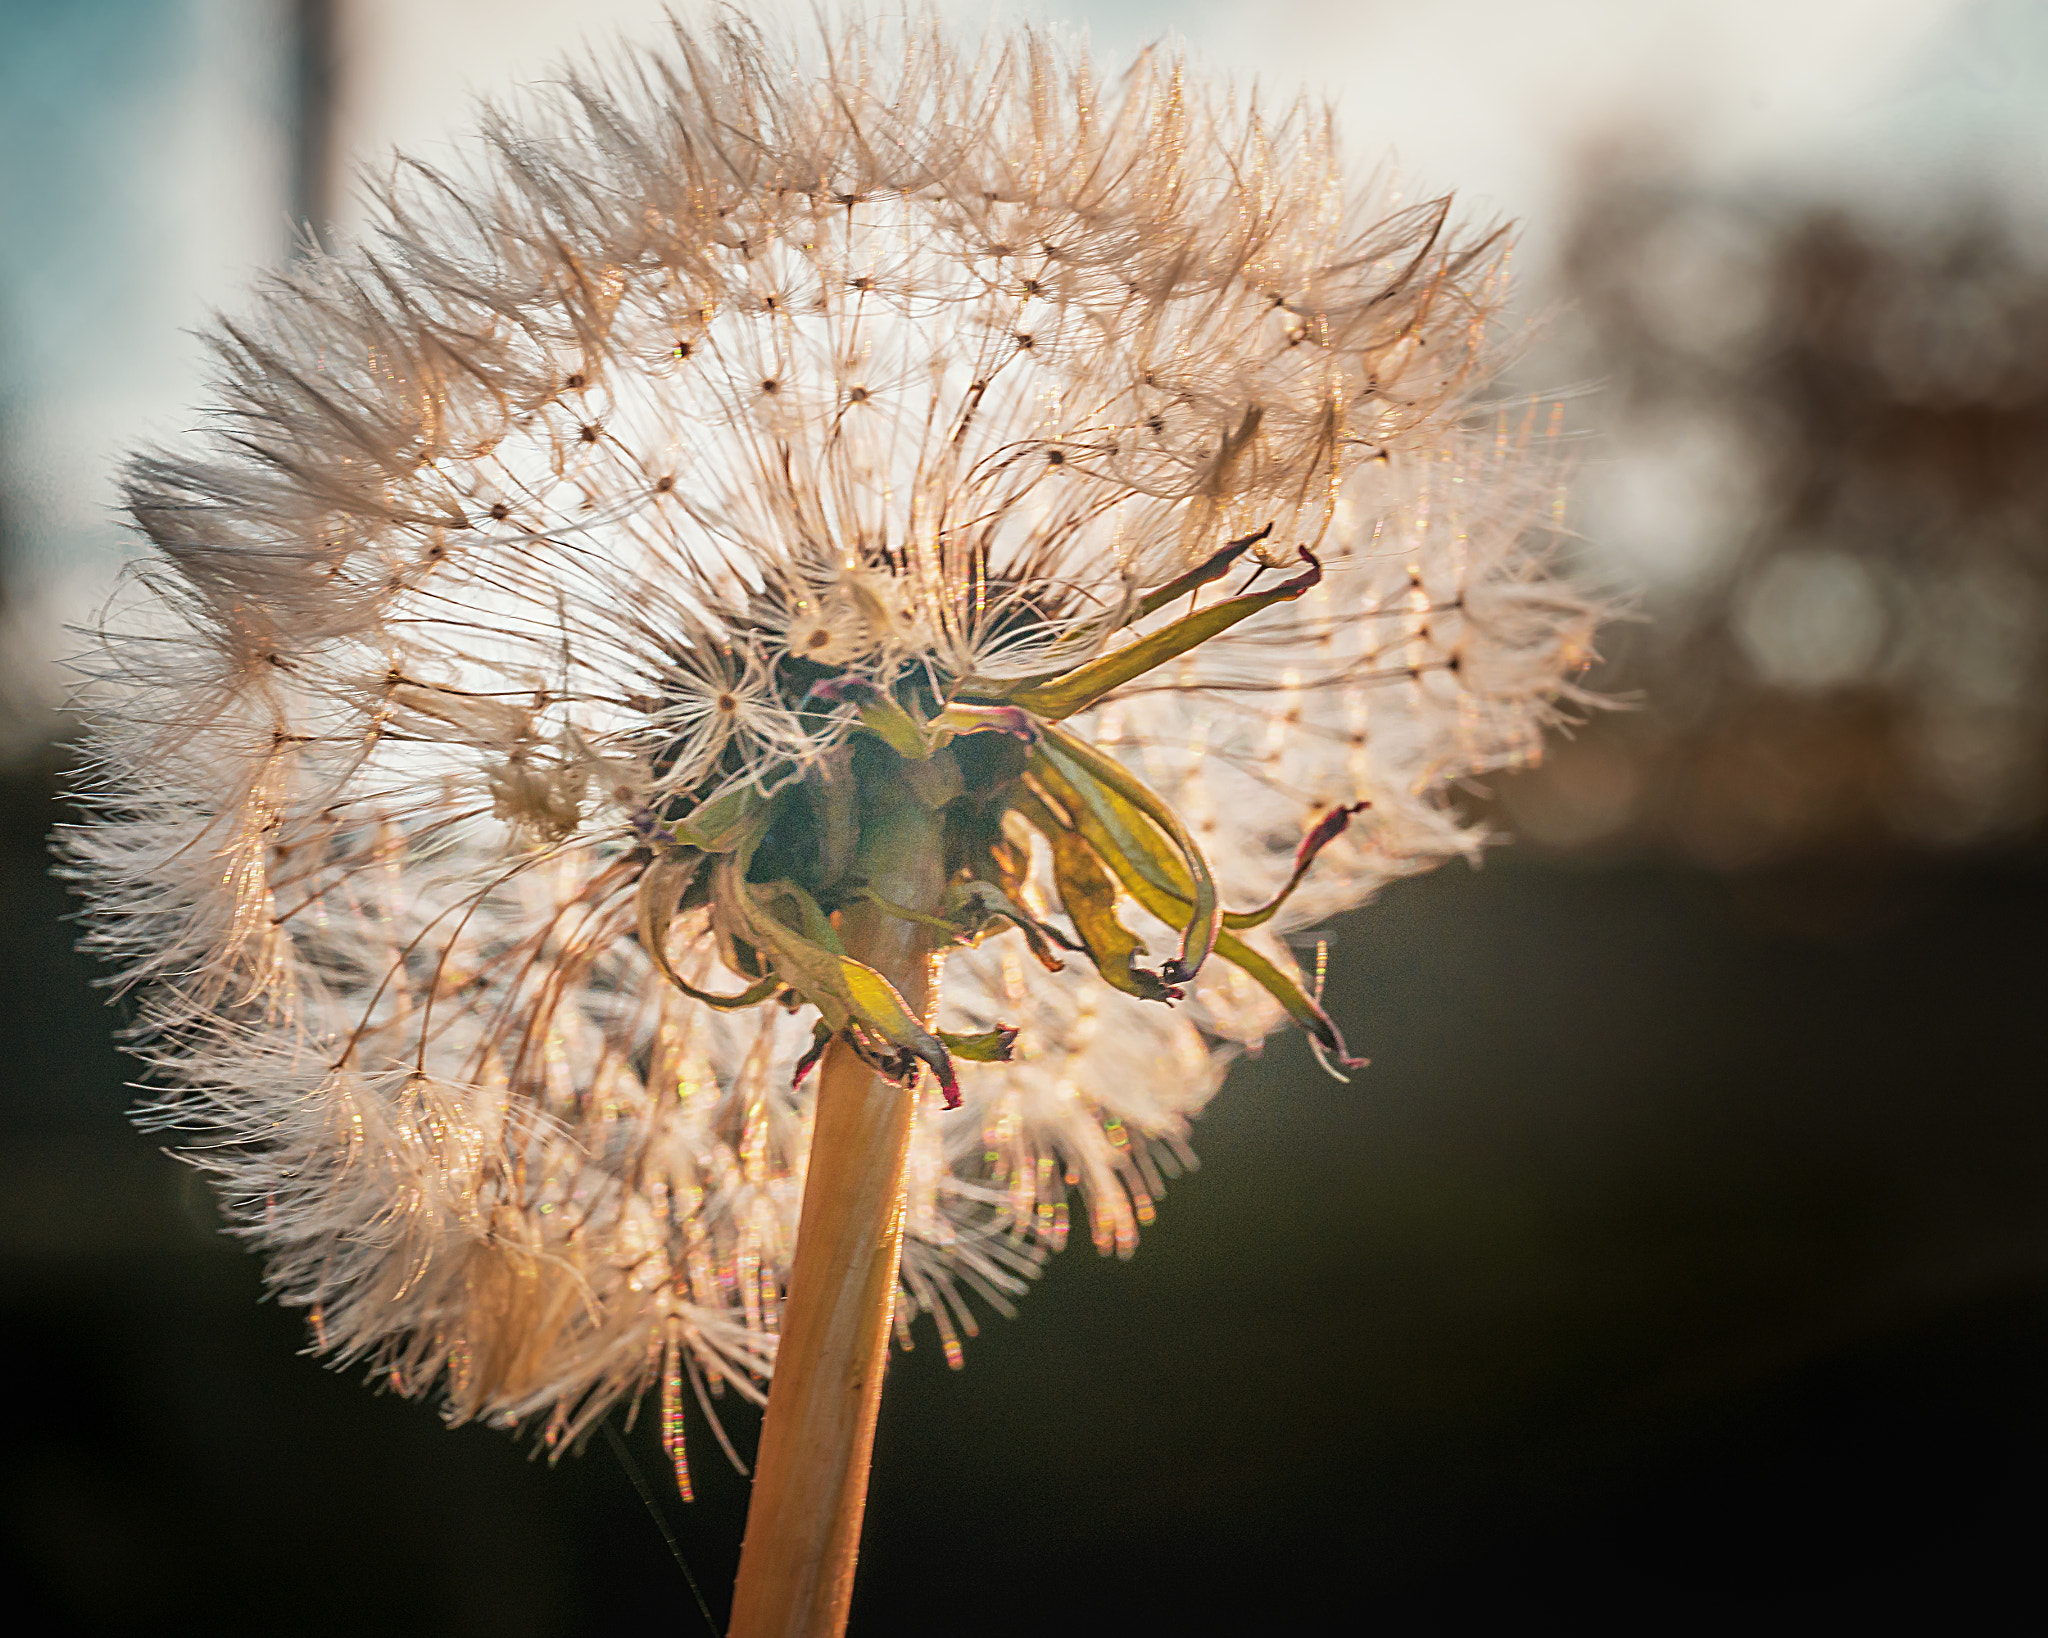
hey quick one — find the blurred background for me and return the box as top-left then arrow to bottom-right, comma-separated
3,0 -> 2046,1630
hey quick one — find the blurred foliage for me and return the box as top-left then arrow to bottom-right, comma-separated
1498,175 -> 2048,865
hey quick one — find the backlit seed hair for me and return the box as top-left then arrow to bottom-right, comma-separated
62,9 -> 1599,1471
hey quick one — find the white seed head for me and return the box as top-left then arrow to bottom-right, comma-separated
62,10 -> 1599,1450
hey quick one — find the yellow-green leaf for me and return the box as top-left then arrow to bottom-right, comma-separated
1128,525 -> 1272,623
1037,725 -> 1220,984
671,783 -> 770,852
1002,549 -> 1323,721
1022,771 -> 1364,1075
714,860 -> 962,1105
938,1026 -> 1019,1063
806,676 -> 931,758
635,853 -> 783,1009
1013,790 -> 1178,1003
837,956 -> 960,1105
926,702 -> 1040,742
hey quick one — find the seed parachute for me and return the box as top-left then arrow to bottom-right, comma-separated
61,9 -> 1600,1479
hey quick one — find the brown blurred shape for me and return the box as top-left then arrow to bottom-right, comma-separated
1497,172 -> 2048,865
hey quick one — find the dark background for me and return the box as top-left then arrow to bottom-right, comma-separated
7,754 -> 2045,1632
5,1 -> 2047,1632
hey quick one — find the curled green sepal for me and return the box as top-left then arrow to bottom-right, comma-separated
790,1019 -> 1013,1086
998,548 -> 1324,722
670,782 -> 771,852
634,853 -> 784,1009
1209,929 -> 1366,1083
838,958 -> 962,1109
851,884 -> 966,939
1032,750 -> 1366,939
945,878 -> 1079,973
804,676 -> 932,759
855,877 -> 1078,977
1128,525 -> 1273,623
937,1026 -> 1019,1063
1035,725 -> 1220,985
1021,769 -> 1365,1077
1222,802 -> 1370,931
925,703 -> 1040,743
711,859 -> 963,1107
1011,789 -> 1181,1003
792,1020 -> 834,1087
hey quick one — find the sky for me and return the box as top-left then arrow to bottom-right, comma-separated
326,0 -> 1990,264
0,0 -> 2035,736
0,0 -> 289,743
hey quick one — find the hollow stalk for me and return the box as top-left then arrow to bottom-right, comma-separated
728,787 -> 944,1637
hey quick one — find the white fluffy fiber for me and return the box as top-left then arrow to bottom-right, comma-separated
62,9 -> 1597,1454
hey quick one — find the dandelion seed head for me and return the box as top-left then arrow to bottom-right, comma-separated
62,10 -> 1600,1447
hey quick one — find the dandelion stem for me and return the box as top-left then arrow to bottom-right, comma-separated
729,793 -> 944,1638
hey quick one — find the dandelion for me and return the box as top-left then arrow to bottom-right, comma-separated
62,10 -> 1599,1630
